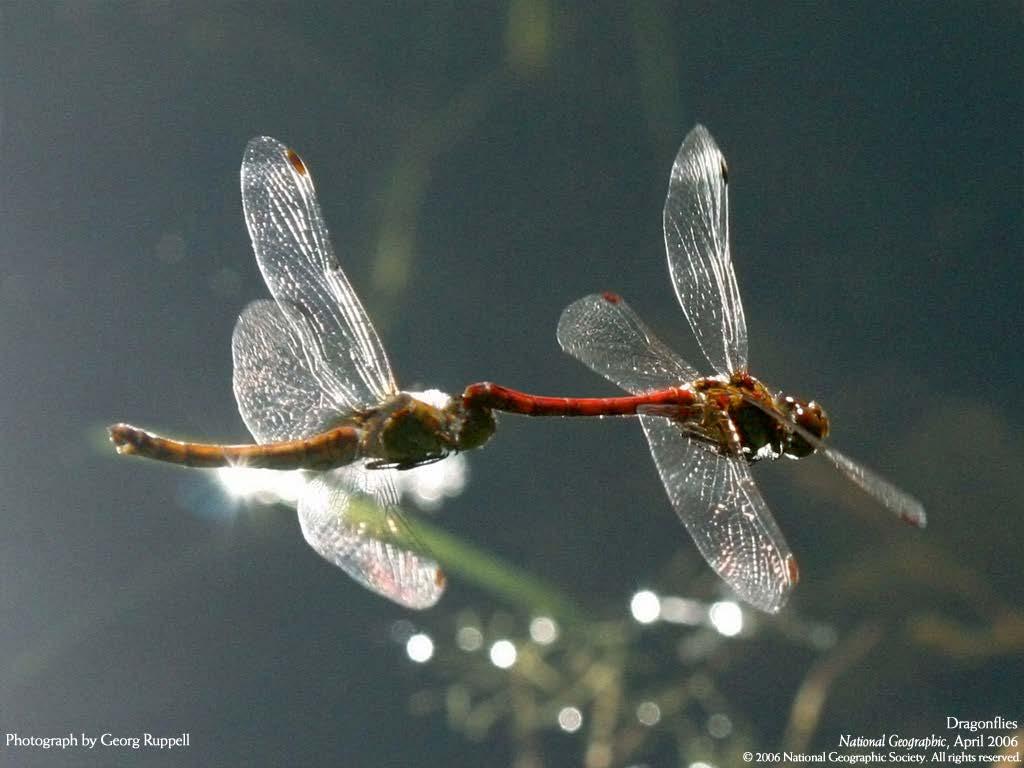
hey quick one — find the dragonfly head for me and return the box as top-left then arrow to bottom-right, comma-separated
450,401 -> 496,452
777,395 -> 830,459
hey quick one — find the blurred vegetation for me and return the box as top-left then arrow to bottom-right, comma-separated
397,506 -> 1024,767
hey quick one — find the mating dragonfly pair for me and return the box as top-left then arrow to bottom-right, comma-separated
110,126 -> 925,614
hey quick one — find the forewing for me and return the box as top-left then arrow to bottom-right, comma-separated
241,136 -> 396,411
663,125 -> 748,376
639,413 -> 797,613
557,293 -> 700,395
297,470 -> 444,610
232,299 -> 347,443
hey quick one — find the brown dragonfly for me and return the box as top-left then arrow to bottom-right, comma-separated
111,137 -> 496,608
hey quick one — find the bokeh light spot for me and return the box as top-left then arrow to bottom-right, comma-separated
636,700 -> 661,726
557,706 -> 582,733
489,639 -> 517,669
529,616 -> 558,645
630,590 -> 661,624
708,601 -> 743,636
707,712 -> 732,738
405,633 -> 434,663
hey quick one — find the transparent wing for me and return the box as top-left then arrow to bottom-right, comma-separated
663,125 -> 748,376
556,293 -> 700,395
297,469 -> 444,610
821,446 -> 927,528
241,136 -> 396,411
639,413 -> 797,613
740,394 -> 928,529
232,299 -> 350,443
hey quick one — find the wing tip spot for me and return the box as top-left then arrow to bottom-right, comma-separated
600,291 -> 622,304
901,509 -> 927,529
285,148 -> 308,176
785,554 -> 800,585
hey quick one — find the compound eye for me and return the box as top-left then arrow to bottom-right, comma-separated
778,396 -> 829,458
796,401 -> 829,441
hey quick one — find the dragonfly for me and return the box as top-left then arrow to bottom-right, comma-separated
110,137 -> 496,609
463,124 -> 926,613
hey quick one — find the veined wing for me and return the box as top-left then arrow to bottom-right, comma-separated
557,293 -> 700,395
233,299 -> 353,443
639,413 -> 797,613
663,125 -> 748,377
298,469 -> 444,610
241,137 -> 396,412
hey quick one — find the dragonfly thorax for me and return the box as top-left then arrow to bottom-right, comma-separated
358,392 -> 496,469
692,373 -> 828,463
688,374 -> 769,461
357,393 -> 453,468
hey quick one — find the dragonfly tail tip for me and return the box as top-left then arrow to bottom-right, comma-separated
108,423 -> 141,455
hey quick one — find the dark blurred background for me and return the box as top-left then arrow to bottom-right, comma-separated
1,2 -> 1021,766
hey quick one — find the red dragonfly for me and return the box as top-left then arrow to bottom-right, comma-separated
464,125 -> 926,613
110,137 -> 495,609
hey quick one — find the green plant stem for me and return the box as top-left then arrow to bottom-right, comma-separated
345,497 -> 588,626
